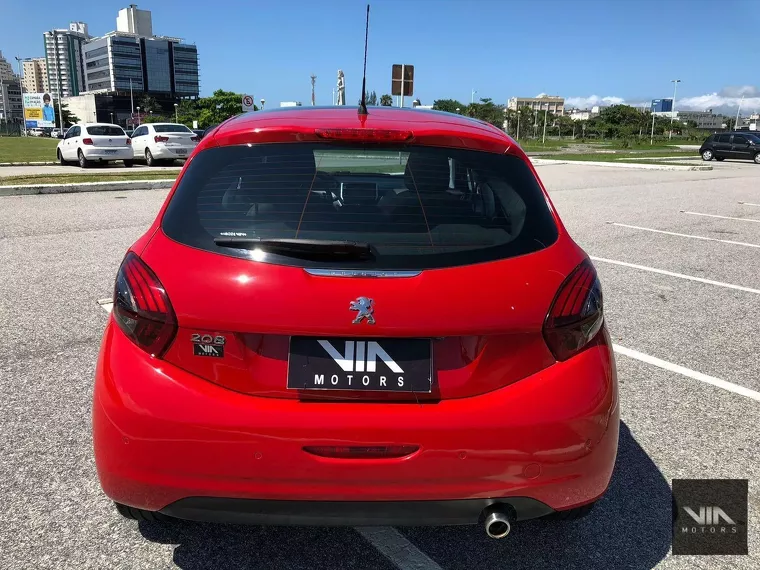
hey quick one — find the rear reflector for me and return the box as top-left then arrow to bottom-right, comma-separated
315,128 -> 413,142
543,259 -> 604,361
303,445 -> 419,459
112,252 -> 177,357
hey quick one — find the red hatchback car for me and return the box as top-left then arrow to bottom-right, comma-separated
93,106 -> 619,538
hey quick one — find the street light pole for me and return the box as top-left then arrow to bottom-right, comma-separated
14,56 -> 27,135
669,79 -> 681,140
471,89 -> 477,104
542,106 -> 548,144
136,106 -> 140,126
174,103 -> 178,123
650,111 -> 656,145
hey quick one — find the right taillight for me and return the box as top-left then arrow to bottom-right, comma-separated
112,252 -> 177,357
543,259 -> 604,361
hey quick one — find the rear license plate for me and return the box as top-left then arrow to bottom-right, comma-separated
288,337 -> 432,392
174,149 -> 187,155
105,150 -> 117,154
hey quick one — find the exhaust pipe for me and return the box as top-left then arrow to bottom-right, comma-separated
482,506 -> 515,539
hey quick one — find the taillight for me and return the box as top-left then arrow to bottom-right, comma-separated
82,138 -> 93,145
126,138 -> 132,145
543,259 -> 604,361
112,252 -> 177,357
315,128 -> 414,142
190,135 -> 199,142
154,135 -> 169,143
303,445 -> 419,459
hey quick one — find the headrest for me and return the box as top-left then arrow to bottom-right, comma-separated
404,152 -> 451,193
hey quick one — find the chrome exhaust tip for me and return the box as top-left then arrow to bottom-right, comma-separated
484,511 -> 512,539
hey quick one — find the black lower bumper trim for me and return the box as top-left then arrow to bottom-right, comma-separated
160,497 -> 555,526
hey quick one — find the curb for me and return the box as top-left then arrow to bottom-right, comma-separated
530,158 -> 712,171
0,162 -> 58,167
0,179 -> 175,197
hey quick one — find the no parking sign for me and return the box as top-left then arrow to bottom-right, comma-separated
242,94 -> 255,112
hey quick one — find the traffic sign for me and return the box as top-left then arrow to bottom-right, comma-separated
391,64 -> 414,97
242,94 -> 255,112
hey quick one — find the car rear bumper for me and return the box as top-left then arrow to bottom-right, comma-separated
160,496 -> 554,526
150,145 -> 194,159
82,147 -> 133,160
93,322 -> 619,523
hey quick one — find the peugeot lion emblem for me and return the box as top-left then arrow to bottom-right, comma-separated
350,297 -> 375,325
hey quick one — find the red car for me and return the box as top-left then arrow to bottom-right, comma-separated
93,106 -> 619,539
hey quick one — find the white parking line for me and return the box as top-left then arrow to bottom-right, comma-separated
738,202 -> 760,207
613,344 -> 760,402
357,527 -> 443,570
609,222 -> 760,249
589,256 -> 760,295
97,299 -> 113,313
681,210 -> 760,223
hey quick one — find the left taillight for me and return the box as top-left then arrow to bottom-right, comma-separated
542,259 -> 604,361
112,252 -> 177,357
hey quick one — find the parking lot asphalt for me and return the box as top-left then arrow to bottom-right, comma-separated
1,160 -> 758,569
0,163 -> 182,178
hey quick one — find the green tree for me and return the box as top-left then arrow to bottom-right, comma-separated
432,99 -> 466,114
136,94 -> 161,114
464,98 -> 506,129
366,90 -> 378,106
380,94 -> 393,106
53,100 -> 79,127
516,106 -> 534,139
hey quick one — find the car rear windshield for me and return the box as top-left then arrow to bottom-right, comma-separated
88,126 -> 124,136
154,124 -> 192,133
162,144 -> 559,270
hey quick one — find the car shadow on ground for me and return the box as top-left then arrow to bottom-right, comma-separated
139,422 -> 672,570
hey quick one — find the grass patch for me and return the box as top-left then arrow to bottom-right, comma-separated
0,137 -> 60,162
0,172 -> 177,186
545,150 -> 695,162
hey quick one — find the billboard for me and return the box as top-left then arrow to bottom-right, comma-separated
24,93 -> 56,128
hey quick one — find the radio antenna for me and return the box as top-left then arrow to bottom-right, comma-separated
358,4 -> 370,116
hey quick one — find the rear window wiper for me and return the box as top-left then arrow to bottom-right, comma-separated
213,237 -> 374,260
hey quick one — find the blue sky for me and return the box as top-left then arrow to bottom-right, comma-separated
3,0 -> 759,113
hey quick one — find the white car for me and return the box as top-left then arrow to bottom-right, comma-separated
28,128 -> 45,137
129,123 -> 198,166
57,123 -> 133,168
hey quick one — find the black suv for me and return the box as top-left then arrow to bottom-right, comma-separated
700,132 -> 760,163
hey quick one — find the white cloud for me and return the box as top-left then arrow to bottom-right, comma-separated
564,86 -> 760,114
565,95 -> 625,108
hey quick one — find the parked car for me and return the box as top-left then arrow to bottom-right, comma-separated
129,123 -> 199,166
93,106 -> 619,535
51,128 -> 64,139
700,132 -> 760,164
27,128 -> 45,137
56,123 -> 133,168
192,129 -> 205,139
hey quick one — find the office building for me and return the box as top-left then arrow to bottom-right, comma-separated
508,95 -> 565,115
83,33 -> 199,98
82,6 -> 200,99
567,106 -> 601,121
44,23 -> 89,97
675,110 -> 722,130
22,58 -> 49,93
117,4 -> 153,37
650,98 -> 673,113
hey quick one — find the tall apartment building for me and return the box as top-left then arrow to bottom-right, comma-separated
44,22 -> 89,97
0,50 -> 16,82
651,99 -> 673,113
508,95 -> 565,115
117,4 -> 153,37
22,58 -> 49,93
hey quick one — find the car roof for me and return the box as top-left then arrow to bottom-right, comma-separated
142,123 -> 188,127
80,123 -> 124,128
210,106 -> 511,148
